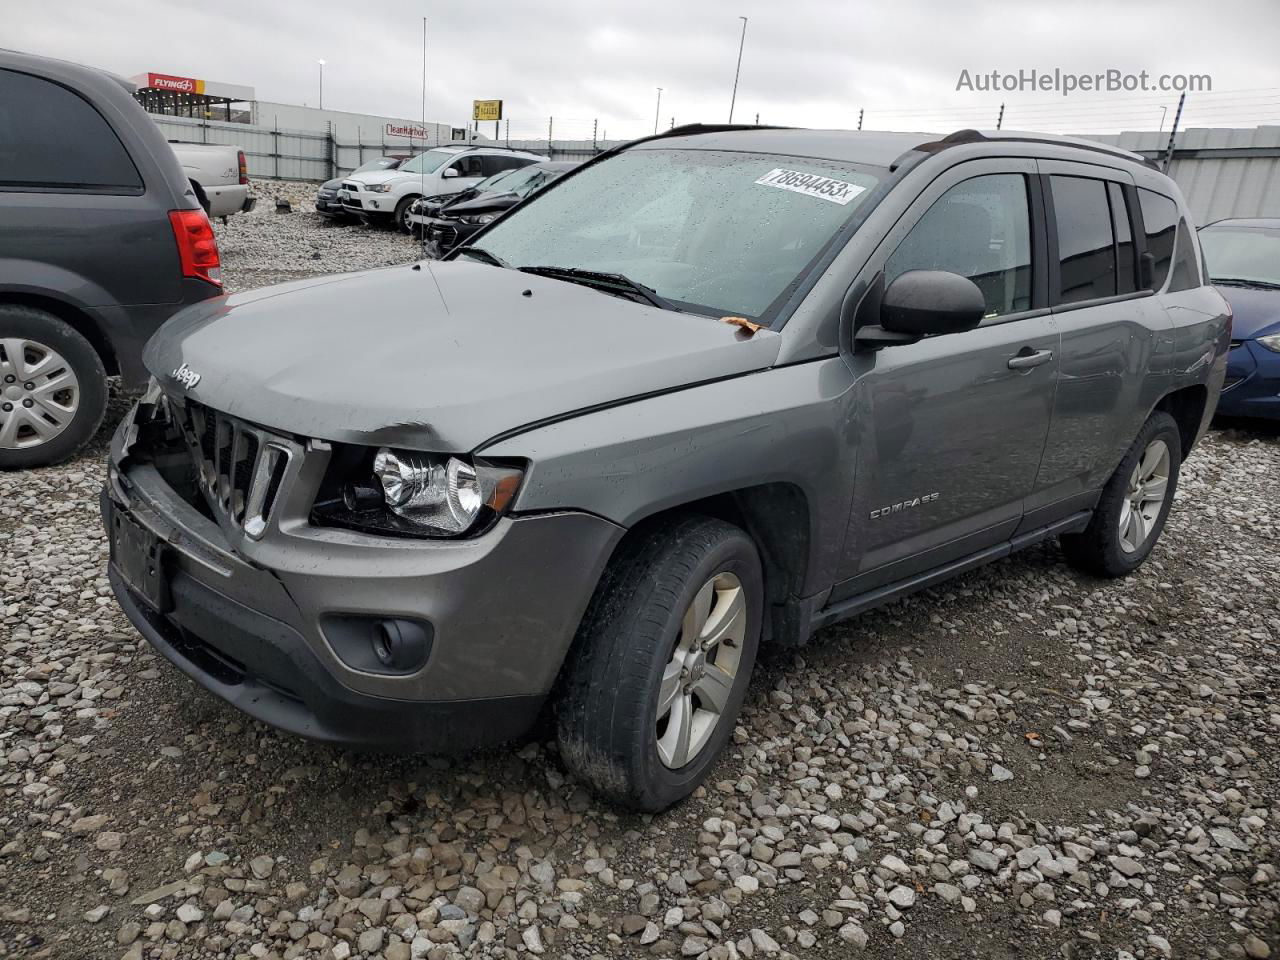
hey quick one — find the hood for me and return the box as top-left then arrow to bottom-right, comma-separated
320,177 -> 343,191
144,261 -> 781,452
442,193 -> 518,218
345,169 -> 403,187
1215,284 -> 1280,340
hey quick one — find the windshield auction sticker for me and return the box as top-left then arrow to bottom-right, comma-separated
755,169 -> 867,205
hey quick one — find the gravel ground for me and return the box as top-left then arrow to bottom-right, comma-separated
2,182 -> 1279,960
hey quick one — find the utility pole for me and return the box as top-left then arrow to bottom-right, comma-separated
728,16 -> 748,122
654,88 -> 663,134
996,103 -> 1005,130
1162,92 -> 1186,173
857,108 -> 863,130
317,60 -> 325,110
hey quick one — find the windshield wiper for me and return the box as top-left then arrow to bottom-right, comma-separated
1214,277 -> 1280,290
453,246 -> 509,268
518,265 -> 679,311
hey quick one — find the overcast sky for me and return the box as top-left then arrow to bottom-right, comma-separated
10,0 -> 1280,139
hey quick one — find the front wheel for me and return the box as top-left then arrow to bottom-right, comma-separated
1059,411 -> 1182,577
556,515 -> 763,811
394,197 -> 418,234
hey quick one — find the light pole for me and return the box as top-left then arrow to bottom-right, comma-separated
317,59 -> 325,110
1158,105 -> 1168,133
654,87 -> 663,134
728,16 -> 748,123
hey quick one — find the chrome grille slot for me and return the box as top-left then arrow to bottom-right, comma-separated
174,400 -> 292,540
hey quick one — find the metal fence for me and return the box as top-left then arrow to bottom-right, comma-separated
151,115 -> 621,181
153,114 -> 1280,223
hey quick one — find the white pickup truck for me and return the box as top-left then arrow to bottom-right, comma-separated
169,142 -> 256,219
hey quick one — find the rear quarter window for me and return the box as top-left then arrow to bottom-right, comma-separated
1138,189 -> 1179,290
0,69 -> 143,194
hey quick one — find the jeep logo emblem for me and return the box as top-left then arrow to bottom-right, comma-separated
170,362 -> 201,389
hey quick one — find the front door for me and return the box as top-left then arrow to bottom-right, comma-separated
833,160 -> 1059,597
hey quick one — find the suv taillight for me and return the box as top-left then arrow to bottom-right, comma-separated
168,209 -> 222,287
237,149 -> 249,185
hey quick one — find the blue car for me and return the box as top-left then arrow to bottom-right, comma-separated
1200,218 -> 1280,418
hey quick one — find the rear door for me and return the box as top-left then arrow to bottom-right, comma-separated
1023,161 -> 1174,528
0,67 -> 182,308
833,159 -> 1059,597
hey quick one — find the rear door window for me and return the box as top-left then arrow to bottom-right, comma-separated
0,69 -> 142,193
884,172 -> 1033,319
1138,189 -> 1179,289
1050,176 -> 1116,303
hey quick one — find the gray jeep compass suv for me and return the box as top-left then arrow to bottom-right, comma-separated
103,125 -> 1229,811
1,49 -> 223,468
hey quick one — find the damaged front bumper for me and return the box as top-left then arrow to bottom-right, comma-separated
103,395 -> 623,752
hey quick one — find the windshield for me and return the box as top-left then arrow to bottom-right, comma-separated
1200,225 -> 1280,286
353,157 -> 402,175
473,169 -> 517,193
474,148 -> 881,319
399,150 -> 458,176
492,164 -> 557,198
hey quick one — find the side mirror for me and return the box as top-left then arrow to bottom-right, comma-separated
879,270 -> 986,337
443,167 -> 459,179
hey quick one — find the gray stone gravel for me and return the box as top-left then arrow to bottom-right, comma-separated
1,182 -> 1278,959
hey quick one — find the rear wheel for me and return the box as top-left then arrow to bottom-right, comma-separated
556,515 -> 762,811
1059,411 -> 1181,577
0,305 -> 107,470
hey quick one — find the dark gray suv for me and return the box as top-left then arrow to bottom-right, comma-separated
103,125 -> 1230,810
0,49 -> 221,468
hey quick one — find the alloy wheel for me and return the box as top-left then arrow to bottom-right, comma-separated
1118,438 -> 1170,553
655,571 -> 746,769
0,338 -> 80,449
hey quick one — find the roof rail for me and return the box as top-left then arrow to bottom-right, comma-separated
597,123 -> 793,159
891,128 -> 1161,172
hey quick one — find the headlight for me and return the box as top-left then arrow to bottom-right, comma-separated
1257,334 -> 1280,353
365,183 -> 392,193
462,212 -> 500,225
369,449 -> 521,536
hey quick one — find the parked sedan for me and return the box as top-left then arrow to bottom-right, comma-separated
418,160 -> 579,257
316,156 -> 409,220
1200,218 -> 1280,419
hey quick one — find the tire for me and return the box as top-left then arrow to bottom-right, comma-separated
394,196 -> 418,234
1059,411 -> 1182,578
556,515 -> 763,811
0,305 -> 108,470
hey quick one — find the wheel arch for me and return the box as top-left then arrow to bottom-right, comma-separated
1153,383 -> 1209,455
0,292 -> 118,376
188,179 -> 210,213
599,482 -> 814,650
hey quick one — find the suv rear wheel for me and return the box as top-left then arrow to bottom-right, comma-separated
0,305 -> 107,470
556,515 -> 763,811
1059,411 -> 1182,577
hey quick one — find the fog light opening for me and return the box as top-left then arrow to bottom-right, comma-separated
372,621 -> 397,667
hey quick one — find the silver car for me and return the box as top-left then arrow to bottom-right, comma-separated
103,126 -> 1229,811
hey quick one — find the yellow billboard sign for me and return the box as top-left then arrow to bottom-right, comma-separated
472,99 -> 503,122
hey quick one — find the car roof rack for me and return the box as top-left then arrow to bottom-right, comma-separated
892,128 -> 1161,172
